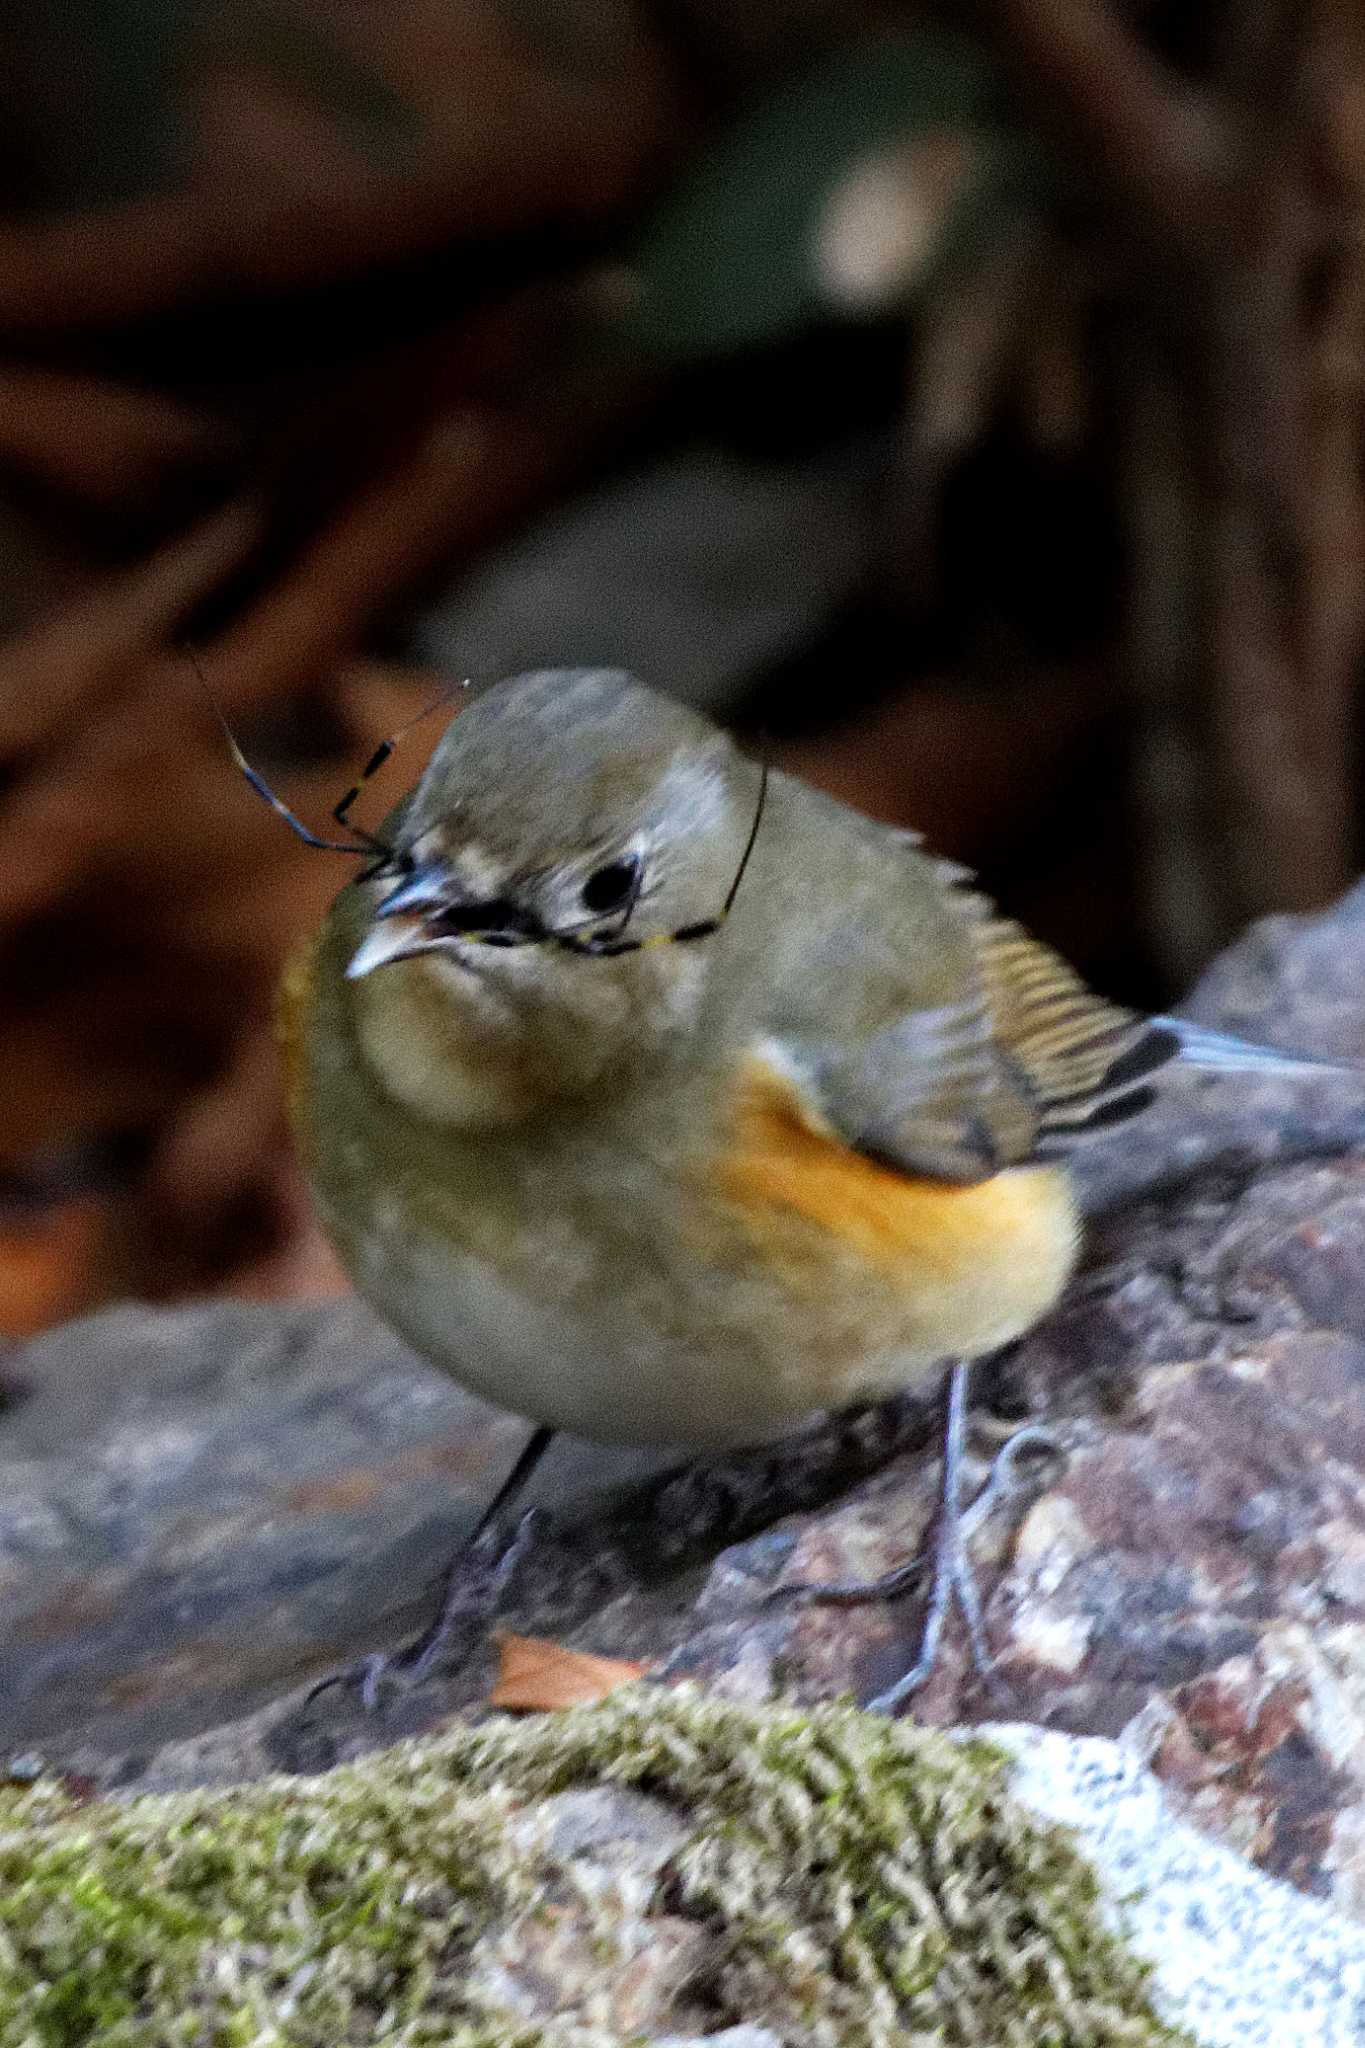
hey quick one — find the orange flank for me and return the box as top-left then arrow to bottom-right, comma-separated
718,1049 -> 1079,1361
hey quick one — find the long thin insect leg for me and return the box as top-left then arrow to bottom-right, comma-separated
548,755 -> 769,955
609,852 -> 647,942
333,681 -> 469,833
193,663 -> 371,858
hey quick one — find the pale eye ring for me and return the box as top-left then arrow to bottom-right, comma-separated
580,855 -> 640,917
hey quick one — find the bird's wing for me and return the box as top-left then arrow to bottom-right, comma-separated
966,906 -> 1179,1155
963,889 -> 1362,1124
807,989 -> 1028,1183
805,873 -> 1180,1183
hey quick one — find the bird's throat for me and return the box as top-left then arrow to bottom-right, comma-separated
349,952 -> 554,1131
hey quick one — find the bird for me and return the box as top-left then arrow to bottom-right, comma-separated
241,665 -> 1343,1712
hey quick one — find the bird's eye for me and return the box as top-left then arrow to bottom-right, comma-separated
580,856 -> 640,916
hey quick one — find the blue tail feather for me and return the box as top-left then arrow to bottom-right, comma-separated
1153,1016 -> 1360,1079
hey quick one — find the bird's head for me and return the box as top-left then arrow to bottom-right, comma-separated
338,668 -> 767,1125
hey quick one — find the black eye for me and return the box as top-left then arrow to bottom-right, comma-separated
581,856 -> 640,917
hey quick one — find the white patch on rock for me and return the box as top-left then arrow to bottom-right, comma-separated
1006,1604 -> 1093,1674
985,1721 -> 1365,2048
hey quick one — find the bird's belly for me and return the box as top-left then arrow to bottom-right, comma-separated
327,1137 -> 1078,1453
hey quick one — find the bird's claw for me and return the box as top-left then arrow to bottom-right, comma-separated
760,1372 -> 1066,1715
298,1504 -> 547,1719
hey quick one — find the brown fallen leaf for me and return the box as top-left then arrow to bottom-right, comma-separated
489,1632 -> 648,1712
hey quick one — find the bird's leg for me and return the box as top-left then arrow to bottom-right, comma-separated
770,1361 -> 1063,1711
303,1424 -> 555,1715
394,1421 -> 556,1685
867,1359 -> 988,1709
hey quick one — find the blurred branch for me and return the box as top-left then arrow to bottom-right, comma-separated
974,0 -> 1234,261
214,349 -> 656,716
1195,0 -> 1355,914
0,368 -> 229,503
0,353 -> 652,925
881,225 -> 1040,608
1299,11 -> 1365,888
0,0 -> 682,1321
0,499 -> 260,763
971,0 -> 1362,926
0,179 -> 569,333
0,46 -> 677,333
1117,348 -> 1223,982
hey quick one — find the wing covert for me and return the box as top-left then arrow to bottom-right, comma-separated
794,870 -> 1180,1183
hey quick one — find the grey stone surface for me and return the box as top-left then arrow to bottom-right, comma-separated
464,1777 -> 710,2038
1075,879 -> 1365,1216
523,1784 -> 689,1871
993,1722 -> 1365,2048
0,1297 -> 679,1751
655,2032 -> 785,2048
0,1295 -> 929,1762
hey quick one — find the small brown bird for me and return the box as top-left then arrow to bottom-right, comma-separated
255,666 -> 1336,1710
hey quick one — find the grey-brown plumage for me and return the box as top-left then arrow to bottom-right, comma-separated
279,669 -> 1329,1451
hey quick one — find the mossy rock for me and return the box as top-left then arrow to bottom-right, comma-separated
0,1686 -> 1188,2045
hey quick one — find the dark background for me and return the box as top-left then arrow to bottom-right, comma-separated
0,0 -> 1360,1332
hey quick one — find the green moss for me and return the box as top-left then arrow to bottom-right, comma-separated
0,1688 -> 1189,2047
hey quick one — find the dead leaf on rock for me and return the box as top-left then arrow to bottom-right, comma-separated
489,1632 -> 648,1712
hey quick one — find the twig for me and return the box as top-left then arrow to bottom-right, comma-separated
0,499 -> 261,762
0,369 -> 229,504
0,71 -> 673,334
0,352 -> 653,922
1195,0 -> 1353,916
974,0 -> 1234,264
1298,0 -> 1365,877
208,366 -> 653,719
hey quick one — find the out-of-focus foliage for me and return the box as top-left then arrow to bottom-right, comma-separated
618,27 -> 1034,357
0,0 -> 1361,1339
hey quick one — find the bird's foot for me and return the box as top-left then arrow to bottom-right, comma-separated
768,1370 -> 1065,1712
862,1490 -> 997,1713
301,1505 -> 545,1717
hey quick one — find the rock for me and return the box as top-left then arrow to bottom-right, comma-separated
673,1168 -> 1365,1922
1075,878 -> 1365,1216
466,1778 -> 704,2030
0,1297 -> 681,1752
992,1721 -> 1365,2048
654,2032 -> 785,2048
0,1295 -> 931,1763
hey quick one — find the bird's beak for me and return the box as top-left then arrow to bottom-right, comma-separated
346,859 -> 544,977
345,862 -> 452,980
346,918 -> 426,979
